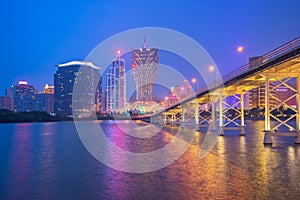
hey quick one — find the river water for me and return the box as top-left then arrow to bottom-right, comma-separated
0,120 -> 300,199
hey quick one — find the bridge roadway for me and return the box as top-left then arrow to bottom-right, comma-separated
149,36 -> 300,145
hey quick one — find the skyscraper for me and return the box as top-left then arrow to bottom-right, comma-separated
54,61 -> 101,117
6,81 -> 36,112
106,50 -> 126,113
131,37 -> 159,101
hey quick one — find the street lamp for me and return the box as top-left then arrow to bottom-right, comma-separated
208,65 -> 218,87
237,46 -> 249,64
191,78 -> 199,91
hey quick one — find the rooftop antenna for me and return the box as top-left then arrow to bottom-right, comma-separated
142,34 -> 148,48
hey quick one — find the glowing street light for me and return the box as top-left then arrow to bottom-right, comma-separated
237,45 -> 248,63
208,65 -> 215,72
191,78 -> 199,91
117,49 -> 121,58
237,46 -> 244,52
208,65 -> 218,87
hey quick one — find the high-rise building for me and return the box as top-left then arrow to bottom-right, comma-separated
6,81 -> 36,112
54,61 -> 101,117
5,82 -> 55,113
5,88 -> 14,111
249,84 -> 276,109
106,50 -> 126,113
30,93 -> 54,113
0,96 -> 11,110
95,76 -> 103,112
131,37 -> 159,101
173,80 -> 193,100
164,87 -> 179,107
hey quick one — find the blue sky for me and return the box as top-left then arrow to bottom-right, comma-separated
1,0 -> 300,95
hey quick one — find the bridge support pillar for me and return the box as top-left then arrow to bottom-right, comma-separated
263,76 -> 272,144
194,103 -> 200,131
171,114 -> 175,125
240,91 -> 246,136
263,131 -> 272,144
181,108 -> 185,128
296,74 -> 300,144
209,101 -> 216,131
219,93 -> 224,136
163,113 -> 167,125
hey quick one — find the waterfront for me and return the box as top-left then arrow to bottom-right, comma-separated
1,120 -> 300,199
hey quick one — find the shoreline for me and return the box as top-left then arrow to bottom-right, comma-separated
0,116 -> 294,124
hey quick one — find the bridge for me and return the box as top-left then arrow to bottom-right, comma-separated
150,36 -> 300,145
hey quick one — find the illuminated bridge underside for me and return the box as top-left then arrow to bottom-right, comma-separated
151,37 -> 300,144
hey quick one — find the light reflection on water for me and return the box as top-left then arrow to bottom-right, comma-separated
0,120 -> 300,199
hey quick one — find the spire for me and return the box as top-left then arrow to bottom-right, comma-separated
142,34 -> 148,48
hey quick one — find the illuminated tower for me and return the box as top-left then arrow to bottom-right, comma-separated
131,37 -> 159,101
106,50 -> 126,112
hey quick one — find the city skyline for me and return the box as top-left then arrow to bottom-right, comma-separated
1,1 -> 300,95
1,1 -> 300,199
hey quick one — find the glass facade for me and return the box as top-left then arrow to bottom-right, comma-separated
54,61 -> 101,117
131,39 -> 159,101
106,53 -> 126,113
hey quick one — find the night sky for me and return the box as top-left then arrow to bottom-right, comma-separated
1,0 -> 300,95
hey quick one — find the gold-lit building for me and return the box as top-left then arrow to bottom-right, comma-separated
43,84 -> 54,94
131,38 -> 159,101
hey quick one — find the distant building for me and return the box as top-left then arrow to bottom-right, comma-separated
164,87 -> 179,107
244,91 -> 250,108
249,84 -> 276,109
54,61 -> 101,117
43,84 -> 54,94
5,82 -> 55,113
95,76 -> 103,112
131,37 -> 159,101
173,80 -> 193,100
5,87 -> 14,111
6,81 -> 36,112
275,84 -> 296,107
106,50 -> 126,113
0,96 -> 11,110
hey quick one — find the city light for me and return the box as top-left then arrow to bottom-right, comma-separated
237,46 -> 244,52
18,81 -> 28,85
208,65 -> 215,72
191,78 -> 199,90
237,46 -> 249,63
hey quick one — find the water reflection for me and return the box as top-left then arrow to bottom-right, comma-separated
8,123 -> 34,199
0,120 -> 300,199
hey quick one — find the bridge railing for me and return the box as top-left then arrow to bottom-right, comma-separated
220,36 -> 300,87
157,37 -> 300,114
196,36 -> 300,94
